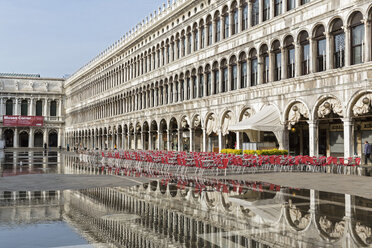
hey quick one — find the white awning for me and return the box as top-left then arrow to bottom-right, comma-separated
229,105 -> 283,132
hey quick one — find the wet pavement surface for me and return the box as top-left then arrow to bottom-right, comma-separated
1,149 -> 372,248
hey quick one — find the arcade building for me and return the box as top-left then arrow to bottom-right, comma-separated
0,73 -> 64,148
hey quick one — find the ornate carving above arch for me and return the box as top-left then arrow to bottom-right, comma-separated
319,216 -> 345,239
206,113 -> 218,135
221,111 -> 234,136
317,98 -> 343,119
240,108 -> 255,121
288,102 -> 309,129
193,115 -> 201,128
288,205 -> 310,230
352,93 -> 372,117
181,116 -> 189,129
355,222 -> 372,245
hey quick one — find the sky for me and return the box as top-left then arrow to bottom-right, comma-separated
0,0 -> 165,78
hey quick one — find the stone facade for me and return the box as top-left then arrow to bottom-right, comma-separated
0,74 -> 64,148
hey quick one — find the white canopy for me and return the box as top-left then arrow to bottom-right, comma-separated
229,105 -> 283,132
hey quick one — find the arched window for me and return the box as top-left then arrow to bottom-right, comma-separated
186,72 -> 191,100
50,100 -> 57,117
221,59 -> 228,92
205,65 -> 211,96
275,0 -> 282,16
350,12 -> 364,65
223,7 -> 229,39
299,31 -> 310,75
250,49 -> 258,86
242,1 -> 248,30
198,67 -> 204,98
285,36 -> 295,78
239,52 -> 248,88
162,46 -> 165,65
193,24 -> 199,51
213,62 -> 219,94
21,100 -> 28,116
192,70 -> 197,98
314,25 -> 326,72
36,100 -> 42,116
200,21 -> 205,49
157,49 -> 161,68
207,16 -> 213,46
170,83 -> 173,103
263,0 -> 270,22
287,0 -> 295,11
180,74 -> 185,101
272,40 -> 282,81
260,45 -> 269,83
331,18 -> 345,68
231,2 -> 238,35
175,81 -> 179,102
252,0 -> 259,26
166,44 -> 170,63
187,30 -> 192,54
215,12 -> 221,42
182,33 -> 186,56
176,36 -> 181,59
171,40 -> 175,61
6,99 -> 13,115
230,56 -> 238,90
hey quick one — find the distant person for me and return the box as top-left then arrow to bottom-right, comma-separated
44,143 -> 47,150
364,141 -> 372,165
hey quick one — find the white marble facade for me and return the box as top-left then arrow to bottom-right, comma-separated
0,74 -> 64,148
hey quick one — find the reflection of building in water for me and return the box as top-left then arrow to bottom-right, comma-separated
0,190 -> 63,224
64,183 -> 372,248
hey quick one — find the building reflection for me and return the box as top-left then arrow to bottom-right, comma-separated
2,167 -> 372,247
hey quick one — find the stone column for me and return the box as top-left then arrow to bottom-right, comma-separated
237,62 -> 242,89
141,131 -> 145,150
257,56 -> 262,85
202,128 -> 207,152
178,129 -> 182,151
190,129 -> 194,152
29,127 -> 34,148
327,32 -> 334,70
28,98 -> 33,116
127,132 -> 131,150
158,131 -> 162,150
258,0 -> 263,24
167,130 -> 171,151
58,99 -> 63,120
270,0 -> 275,19
14,98 -> 19,115
282,0 -> 287,13
364,20 -> 371,62
43,128 -> 48,147
58,128 -> 63,148
295,43 -> 301,77
44,99 -> 49,119
149,131 -> 152,150
309,38 -> 315,73
308,120 -> 318,157
218,131 -> 223,152
0,98 -> 4,120
236,132 -> 241,150
281,47 -> 287,79
269,51 -> 274,82
248,1 -> 252,28
221,14 -> 226,39
343,118 -> 354,158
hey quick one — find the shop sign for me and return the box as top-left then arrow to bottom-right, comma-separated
361,122 -> 372,131
3,115 -> 44,127
330,124 -> 343,131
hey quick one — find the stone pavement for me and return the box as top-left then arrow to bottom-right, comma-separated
0,174 -> 151,191
218,172 -> 372,199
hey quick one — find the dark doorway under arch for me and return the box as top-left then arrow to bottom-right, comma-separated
19,132 -> 29,147
4,129 -> 14,148
34,132 -> 43,147
49,132 -> 58,147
